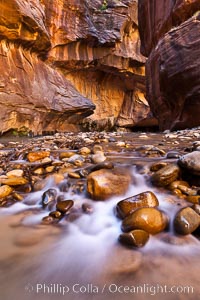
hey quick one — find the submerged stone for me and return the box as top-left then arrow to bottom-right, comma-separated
42,188 -> 57,208
151,164 -> 180,187
174,207 -> 200,235
116,191 -> 159,219
56,200 -> 74,214
119,229 -> 149,247
122,207 -> 168,234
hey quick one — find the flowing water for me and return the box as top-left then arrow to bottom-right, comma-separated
0,132 -> 200,300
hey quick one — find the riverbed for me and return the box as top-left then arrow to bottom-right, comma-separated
0,129 -> 199,300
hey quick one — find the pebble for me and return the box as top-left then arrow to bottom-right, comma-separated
91,152 -> 106,164
42,189 -> 57,208
6,169 -> 24,178
122,208 -> 168,234
150,162 -> 168,172
119,229 -> 149,247
79,147 -> 91,155
186,195 -> 200,204
68,172 -> 81,179
27,151 -> 50,162
42,216 -> 55,225
116,141 -> 126,147
0,177 -> 28,186
87,168 -> 131,200
12,192 -> 23,201
56,200 -> 74,214
68,154 -> 84,164
174,207 -> 200,235
0,185 -> 13,199
168,181 -> 189,190
88,162 -> 114,174
49,211 -> 62,219
166,151 -> 180,159
116,191 -> 159,219
151,164 -> 180,187
46,166 -> 55,173
92,145 -> 103,154
59,151 -> 76,159
33,168 -> 45,175
82,203 -> 93,214
41,157 -> 52,164
178,151 -> 200,175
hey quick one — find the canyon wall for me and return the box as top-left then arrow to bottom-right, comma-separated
139,0 -> 200,130
0,0 -> 153,134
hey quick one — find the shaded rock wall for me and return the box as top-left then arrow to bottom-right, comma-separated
0,0 -> 153,134
139,0 -> 200,130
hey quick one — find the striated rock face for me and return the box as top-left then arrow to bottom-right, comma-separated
44,0 -> 154,130
139,0 -> 200,130
0,0 -> 153,133
0,0 -> 95,134
0,42 -> 95,134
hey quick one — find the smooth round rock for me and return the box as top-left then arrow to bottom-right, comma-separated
116,141 -> 126,147
33,168 -> 45,175
116,191 -> 159,219
88,162 -> 114,173
91,152 -> 106,164
176,185 -> 196,196
56,200 -> 74,214
0,177 -> 28,186
186,195 -> 200,204
82,203 -> 93,214
46,166 -> 55,173
191,204 -> 200,215
166,151 -> 180,159
68,172 -> 80,179
151,164 -> 180,187
178,151 -> 200,175
168,180 -> 189,190
68,154 -> 84,164
92,145 -> 103,154
42,189 -> 57,208
87,168 -> 131,200
12,192 -> 23,201
6,169 -> 24,178
122,208 -> 168,234
59,151 -> 75,159
174,207 -> 200,235
27,151 -> 50,162
150,162 -> 168,172
42,216 -> 54,225
79,147 -> 91,155
0,185 -> 13,199
49,211 -> 62,219
119,229 -> 149,247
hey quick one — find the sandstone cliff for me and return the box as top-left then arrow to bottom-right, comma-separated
0,0 -> 153,134
139,0 -> 200,130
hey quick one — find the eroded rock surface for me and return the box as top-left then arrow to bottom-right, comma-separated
0,0 -> 152,133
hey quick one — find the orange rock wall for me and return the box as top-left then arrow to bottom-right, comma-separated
0,0 -> 153,133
